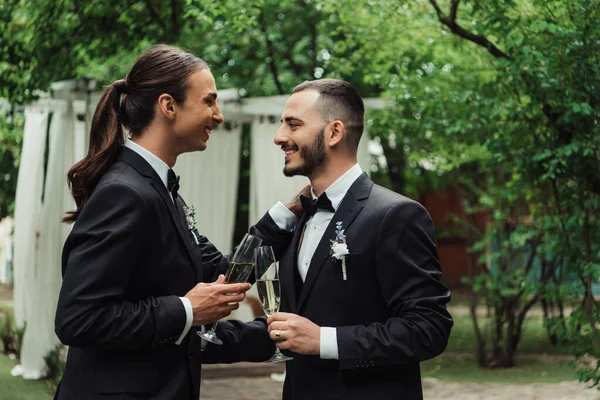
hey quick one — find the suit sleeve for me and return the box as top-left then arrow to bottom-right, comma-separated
336,202 -> 453,369
55,182 -> 187,350
198,212 -> 295,282
198,318 -> 275,364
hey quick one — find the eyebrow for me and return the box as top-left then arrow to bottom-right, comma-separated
281,116 -> 303,123
204,92 -> 218,101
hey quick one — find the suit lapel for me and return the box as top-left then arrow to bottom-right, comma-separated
176,196 -> 204,283
117,147 -> 198,279
150,177 -> 198,278
281,213 -> 308,311
296,174 -> 373,312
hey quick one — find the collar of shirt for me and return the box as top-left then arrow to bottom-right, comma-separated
124,139 -> 171,192
310,163 -> 363,211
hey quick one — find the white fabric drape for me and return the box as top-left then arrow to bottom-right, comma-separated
72,100 -> 89,163
176,124 -> 242,254
0,218 -> 13,283
18,101 -> 72,379
249,116 -> 309,226
357,128 -> 371,175
12,106 -> 50,329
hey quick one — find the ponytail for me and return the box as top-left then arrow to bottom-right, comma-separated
63,80 -> 127,223
63,45 -> 209,223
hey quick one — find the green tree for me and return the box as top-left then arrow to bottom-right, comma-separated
324,0 -> 599,373
3,0 -> 600,383
0,113 -> 22,220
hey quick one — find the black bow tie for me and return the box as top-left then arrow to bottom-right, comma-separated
167,169 -> 180,199
300,193 -> 335,216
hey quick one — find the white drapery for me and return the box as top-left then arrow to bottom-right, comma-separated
13,105 -> 50,329
0,218 -> 13,284
17,101 -> 72,379
176,124 -> 242,254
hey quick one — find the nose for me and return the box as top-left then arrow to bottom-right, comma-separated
212,104 -> 224,125
274,125 -> 288,146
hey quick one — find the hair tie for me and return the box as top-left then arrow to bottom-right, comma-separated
113,79 -> 128,94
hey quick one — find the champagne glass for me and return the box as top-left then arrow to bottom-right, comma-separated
197,233 -> 262,345
255,246 -> 293,362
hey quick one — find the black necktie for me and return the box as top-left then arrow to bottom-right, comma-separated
300,193 -> 335,216
167,169 -> 180,199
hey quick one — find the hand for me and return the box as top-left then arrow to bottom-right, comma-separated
184,275 -> 251,326
283,184 -> 312,218
267,312 -> 320,355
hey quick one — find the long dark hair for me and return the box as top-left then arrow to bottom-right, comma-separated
63,45 -> 208,223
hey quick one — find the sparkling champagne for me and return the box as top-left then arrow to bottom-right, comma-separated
256,279 -> 281,317
225,262 -> 255,283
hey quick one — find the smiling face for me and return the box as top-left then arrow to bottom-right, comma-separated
274,89 -> 329,178
172,69 -> 224,152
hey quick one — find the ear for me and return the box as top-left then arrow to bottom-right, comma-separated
326,120 -> 345,148
157,94 -> 177,120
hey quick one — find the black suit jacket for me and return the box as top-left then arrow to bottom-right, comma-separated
279,174 -> 453,400
54,147 -> 288,400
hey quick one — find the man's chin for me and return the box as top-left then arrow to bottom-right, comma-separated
196,141 -> 207,152
283,165 -> 310,177
283,166 -> 300,177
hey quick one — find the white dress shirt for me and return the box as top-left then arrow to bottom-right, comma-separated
125,139 -> 297,344
270,164 -> 364,360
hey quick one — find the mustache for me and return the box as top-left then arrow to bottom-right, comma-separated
281,144 -> 299,151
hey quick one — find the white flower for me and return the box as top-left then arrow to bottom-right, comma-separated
331,242 -> 349,259
183,205 -> 199,245
330,221 -> 350,280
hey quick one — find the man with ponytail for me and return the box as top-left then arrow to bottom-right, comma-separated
54,45 -> 305,400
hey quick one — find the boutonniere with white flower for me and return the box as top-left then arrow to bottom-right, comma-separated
330,221 -> 350,280
183,205 -> 200,245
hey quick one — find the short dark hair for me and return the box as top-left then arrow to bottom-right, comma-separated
292,79 -> 365,154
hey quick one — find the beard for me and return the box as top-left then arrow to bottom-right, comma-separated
283,128 -> 326,177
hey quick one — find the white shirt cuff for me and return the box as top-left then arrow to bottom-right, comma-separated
320,327 -> 339,360
175,297 -> 193,345
268,202 -> 298,232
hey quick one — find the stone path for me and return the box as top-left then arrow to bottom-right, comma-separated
200,376 -> 600,400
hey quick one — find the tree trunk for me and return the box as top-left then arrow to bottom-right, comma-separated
541,298 -> 559,345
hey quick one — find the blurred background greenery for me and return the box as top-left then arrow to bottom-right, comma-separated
0,0 -> 599,398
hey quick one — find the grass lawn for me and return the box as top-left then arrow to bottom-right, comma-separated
422,355 -> 577,384
422,313 -> 577,384
447,315 -> 572,355
0,307 -> 53,400
0,356 -> 52,400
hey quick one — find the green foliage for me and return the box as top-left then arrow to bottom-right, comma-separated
327,0 -> 600,376
0,352 -> 52,399
43,343 -> 66,395
0,113 -> 23,219
1,0 -> 599,383
0,308 -> 17,357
